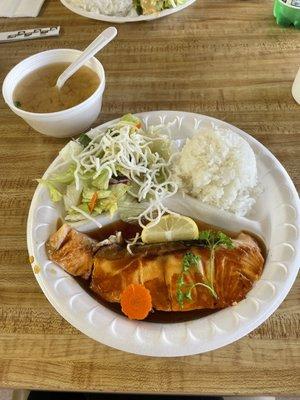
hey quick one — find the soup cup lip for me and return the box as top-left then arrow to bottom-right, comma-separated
2,48 -> 105,119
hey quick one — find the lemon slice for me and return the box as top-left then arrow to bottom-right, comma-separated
141,215 -> 199,244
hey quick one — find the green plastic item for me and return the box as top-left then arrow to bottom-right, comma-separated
274,0 -> 300,28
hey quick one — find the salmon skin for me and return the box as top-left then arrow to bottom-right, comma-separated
46,224 -> 264,312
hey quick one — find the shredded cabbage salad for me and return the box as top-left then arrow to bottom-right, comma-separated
133,0 -> 187,15
67,0 -> 187,17
39,114 -> 178,228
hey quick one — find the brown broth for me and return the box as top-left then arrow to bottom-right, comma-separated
77,219 -> 266,323
13,62 -> 100,113
88,220 -> 142,242
76,277 -> 218,323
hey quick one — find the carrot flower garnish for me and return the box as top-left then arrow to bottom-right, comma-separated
120,284 -> 152,320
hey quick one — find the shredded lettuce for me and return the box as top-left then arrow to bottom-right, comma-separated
82,188 -> 111,203
59,141 -> 82,162
63,182 -> 83,211
38,179 -> 63,202
39,114 -> 178,227
116,113 -> 141,129
47,163 -> 76,185
92,169 -> 110,190
118,194 -> 149,221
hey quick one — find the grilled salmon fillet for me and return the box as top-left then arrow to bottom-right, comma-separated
46,225 -> 264,312
92,233 -> 264,311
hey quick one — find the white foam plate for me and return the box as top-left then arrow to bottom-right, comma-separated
27,111 -> 300,357
60,0 -> 196,23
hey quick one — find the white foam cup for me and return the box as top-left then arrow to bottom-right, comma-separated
2,49 -> 105,138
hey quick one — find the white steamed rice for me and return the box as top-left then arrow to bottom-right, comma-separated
173,124 -> 261,216
66,0 -> 134,16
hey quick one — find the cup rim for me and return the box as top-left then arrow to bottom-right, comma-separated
2,48 -> 105,119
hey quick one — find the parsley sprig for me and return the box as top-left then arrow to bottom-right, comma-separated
182,252 -> 199,272
199,230 -> 234,290
176,231 -> 234,309
198,230 -> 234,250
176,252 -> 200,308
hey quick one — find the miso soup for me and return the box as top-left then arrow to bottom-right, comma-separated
13,62 -> 100,113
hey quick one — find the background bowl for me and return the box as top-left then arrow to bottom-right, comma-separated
60,0 -> 196,23
292,67 -> 300,104
2,49 -> 105,138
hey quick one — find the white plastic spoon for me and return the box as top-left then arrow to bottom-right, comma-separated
56,27 -> 117,91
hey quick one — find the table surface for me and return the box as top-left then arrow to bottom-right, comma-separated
0,0 -> 299,395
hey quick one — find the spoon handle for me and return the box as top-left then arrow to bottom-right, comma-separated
56,27 -> 117,90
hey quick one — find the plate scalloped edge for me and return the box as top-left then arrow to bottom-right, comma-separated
27,111 -> 300,357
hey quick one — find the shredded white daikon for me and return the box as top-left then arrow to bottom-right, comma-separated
71,119 -> 178,227
126,232 -> 141,255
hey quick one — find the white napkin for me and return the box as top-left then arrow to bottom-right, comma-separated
0,0 -> 46,17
